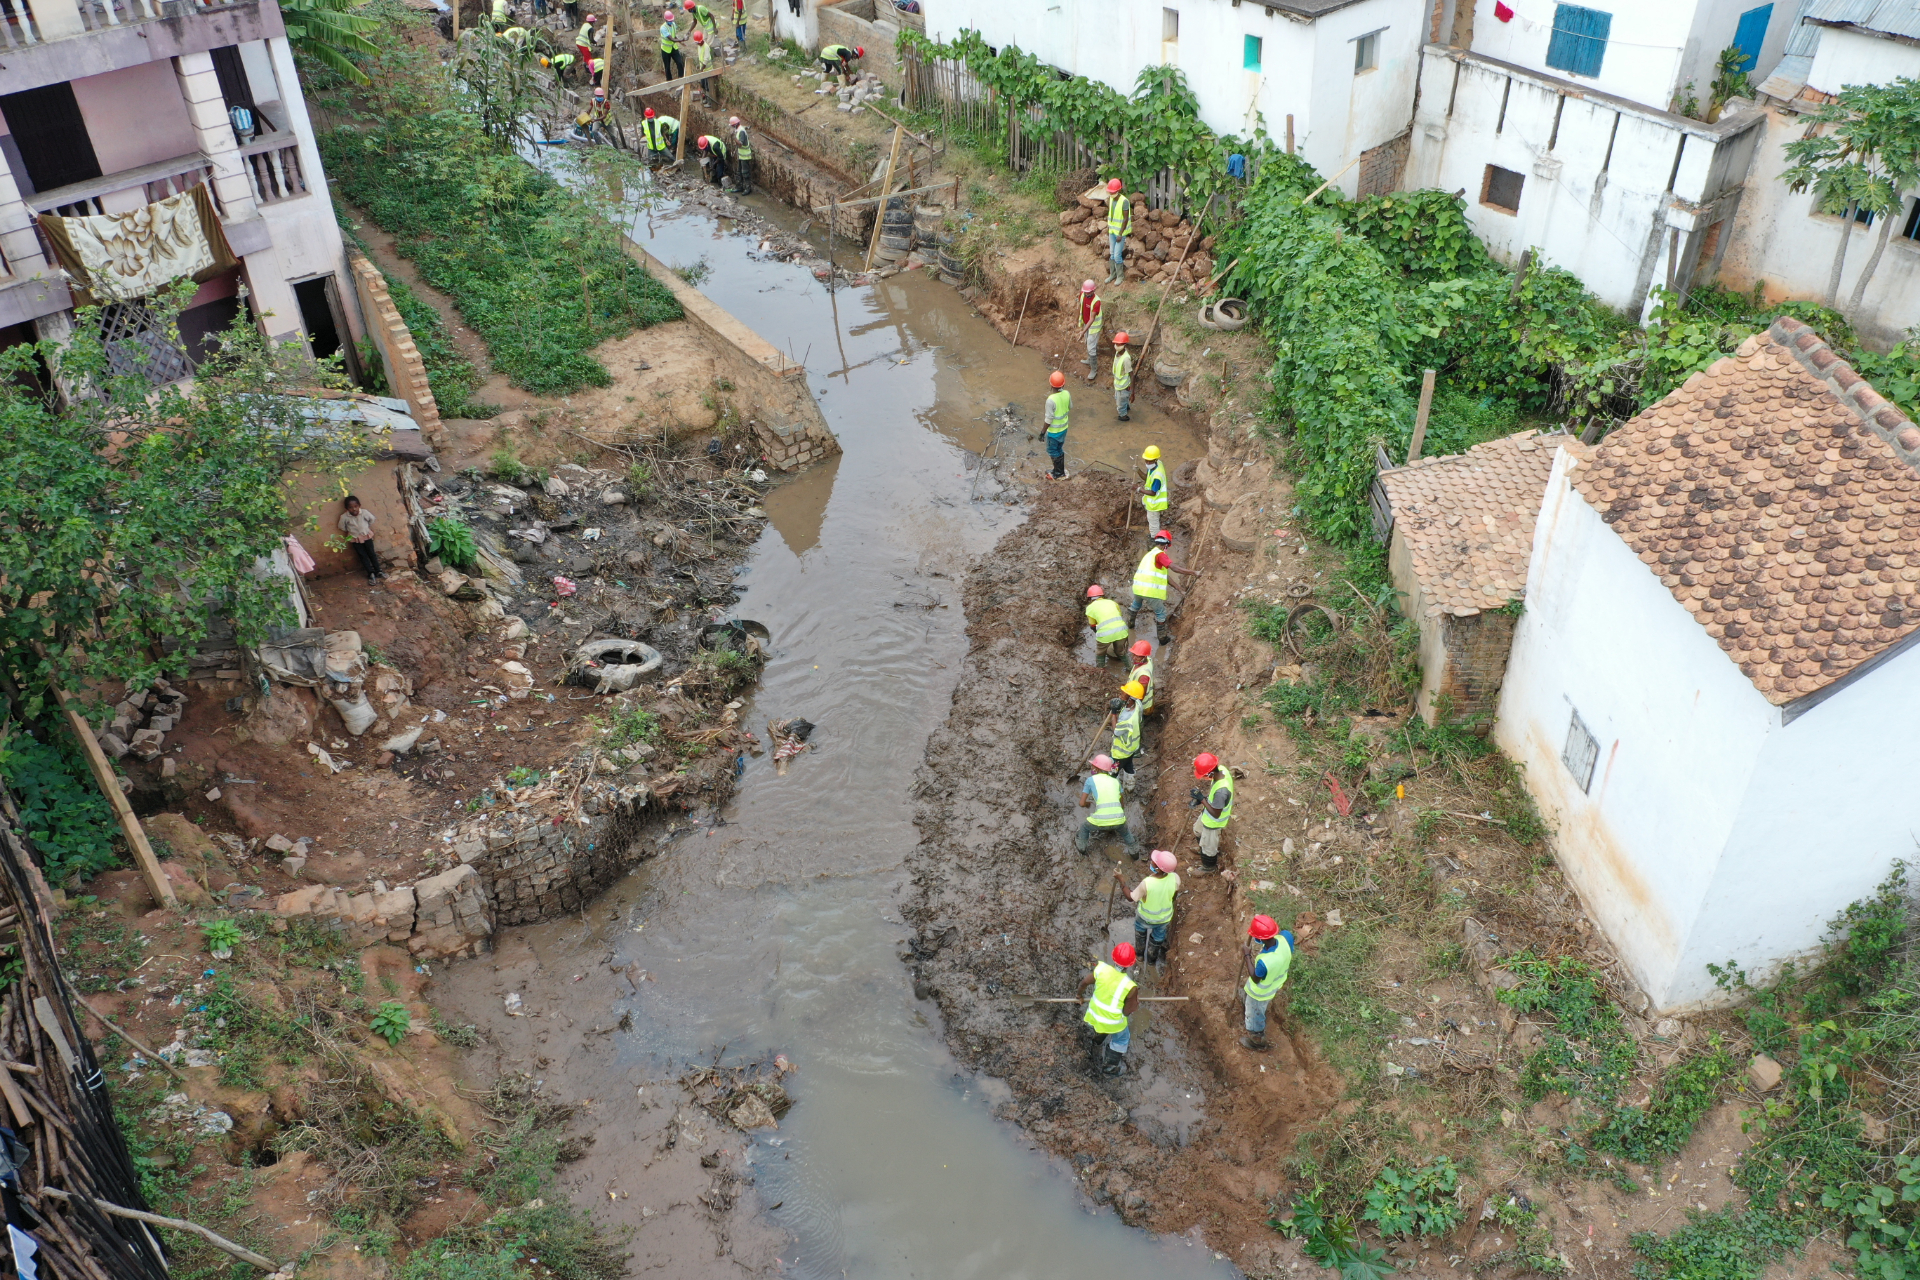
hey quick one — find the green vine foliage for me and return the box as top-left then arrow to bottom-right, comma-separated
0,734 -> 120,886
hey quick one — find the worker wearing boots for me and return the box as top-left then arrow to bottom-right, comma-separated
729,116 -> 754,194
1103,178 -> 1131,283
1128,640 -> 1156,715
695,134 -> 731,187
1241,915 -> 1295,1052
658,8 -> 684,80
1139,444 -> 1169,537
1078,281 -> 1103,382
1084,584 -> 1129,665
1190,751 -> 1234,873
1078,943 -> 1140,1076
1121,850 -> 1180,971
1128,531 -> 1197,639
1112,332 -> 1134,420
691,30 -> 715,105
1044,370 -> 1071,480
1077,755 -> 1139,859
1109,683 -> 1145,792
641,108 -> 680,166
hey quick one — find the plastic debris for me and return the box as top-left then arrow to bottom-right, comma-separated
552,576 -> 578,597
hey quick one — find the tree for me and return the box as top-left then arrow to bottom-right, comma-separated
280,0 -> 383,84
0,287 -> 373,718
1782,77 -> 1920,314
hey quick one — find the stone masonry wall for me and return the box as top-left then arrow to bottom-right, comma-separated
816,0 -> 905,85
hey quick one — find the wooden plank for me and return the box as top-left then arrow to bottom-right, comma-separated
863,124 -> 905,271
675,79 -> 693,163
809,178 -> 961,213
634,63 -> 726,98
1407,368 -> 1437,463
48,684 -> 175,910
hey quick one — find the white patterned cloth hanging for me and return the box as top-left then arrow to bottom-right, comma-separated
40,187 -> 226,303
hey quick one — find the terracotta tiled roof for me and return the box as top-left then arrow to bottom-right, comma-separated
1571,316 -> 1920,706
1380,430 -> 1570,618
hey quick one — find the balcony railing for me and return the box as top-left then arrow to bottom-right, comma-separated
26,152 -> 225,220
0,0 -> 251,49
240,134 -> 308,205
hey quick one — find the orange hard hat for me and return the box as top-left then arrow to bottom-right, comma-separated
1193,752 -> 1219,778
644,107 -> 655,118
1107,178 -> 1122,193
1130,640 -> 1151,658
1049,371 -> 1065,388
697,135 -> 710,148
1087,585 -> 1105,599
1249,915 -> 1278,941
1090,754 -> 1115,772
1111,943 -> 1137,967
1114,331 -> 1130,345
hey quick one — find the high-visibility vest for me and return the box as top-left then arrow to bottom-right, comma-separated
692,2 -> 717,34
576,20 -> 594,46
1201,769 -> 1235,829
643,116 -> 669,148
499,24 -> 528,41
1142,460 -> 1168,511
1244,937 -> 1292,1002
1086,597 -> 1128,643
1086,772 -> 1125,827
1083,961 -> 1135,1033
1045,389 -> 1071,436
694,40 -> 712,69
733,124 -> 752,158
698,136 -> 728,158
492,0 -> 508,20
659,20 -> 679,51
1135,871 -> 1179,924
822,43 -> 856,60
549,52 -> 576,69
1113,349 -> 1133,391
1107,193 -> 1131,238
1110,702 -> 1142,759
1082,293 -> 1103,336
1132,547 -> 1168,600
1131,655 -> 1154,711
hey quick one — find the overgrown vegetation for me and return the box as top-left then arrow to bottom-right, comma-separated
0,733 -> 119,885
427,515 -> 480,569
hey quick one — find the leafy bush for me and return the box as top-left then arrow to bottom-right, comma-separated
0,735 -> 119,886
1275,1188 -> 1394,1280
371,1001 -> 412,1046
202,919 -> 245,955
593,704 -> 659,749
1362,1157 -> 1463,1238
427,516 -> 478,569
1631,1205 -> 1804,1280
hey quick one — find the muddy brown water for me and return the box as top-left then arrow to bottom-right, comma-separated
437,161 -> 1233,1277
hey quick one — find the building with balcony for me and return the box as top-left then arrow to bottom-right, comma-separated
0,0 -> 361,384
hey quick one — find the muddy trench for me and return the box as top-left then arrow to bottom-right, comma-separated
429,154 -> 1262,1278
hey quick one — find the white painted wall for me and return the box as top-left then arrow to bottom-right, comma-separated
255,35 -> 359,344
1807,19 -> 1920,91
1496,448 -> 1775,1010
771,0 -> 820,53
925,0 -> 1421,193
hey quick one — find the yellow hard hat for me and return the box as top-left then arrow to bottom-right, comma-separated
1121,680 -> 1146,699
1142,445 -> 1161,461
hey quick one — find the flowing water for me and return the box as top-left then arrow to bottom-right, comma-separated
438,170 -> 1236,1279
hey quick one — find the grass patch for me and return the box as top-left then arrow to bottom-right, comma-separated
381,270 -> 494,418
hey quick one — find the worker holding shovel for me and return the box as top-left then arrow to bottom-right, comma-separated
1084,584 -> 1129,665
1077,755 -> 1139,859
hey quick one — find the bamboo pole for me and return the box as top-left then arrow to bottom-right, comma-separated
636,63 -> 724,98
1138,194 -> 1214,360
810,178 -> 965,213
46,685 -> 173,910
1407,368 -> 1436,463
1299,156 -> 1361,206
863,124 -> 905,271
1285,114 -> 1294,154
38,1189 -> 279,1272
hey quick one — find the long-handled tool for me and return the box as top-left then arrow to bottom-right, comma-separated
1063,711 -> 1116,782
1009,995 -> 1189,1005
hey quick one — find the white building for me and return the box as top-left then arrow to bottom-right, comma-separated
0,0 -> 361,383
1495,316 -> 1920,1012
1719,0 -> 1920,349
1404,0 -> 1800,319
908,0 -> 1427,197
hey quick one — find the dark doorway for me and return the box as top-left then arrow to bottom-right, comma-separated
210,44 -> 271,141
0,83 -> 101,194
293,275 -> 364,384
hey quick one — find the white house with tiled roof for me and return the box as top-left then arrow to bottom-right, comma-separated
1496,315 -> 1920,1011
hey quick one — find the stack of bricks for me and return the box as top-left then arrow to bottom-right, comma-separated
347,251 -> 446,448
753,417 -> 840,472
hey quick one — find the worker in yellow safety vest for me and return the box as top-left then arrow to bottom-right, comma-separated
1109,681 -> 1146,792
695,133 -> 731,187
1128,530 -> 1197,635
1078,279 -> 1103,381
640,107 -> 680,166
1078,943 -> 1140,1075
683,0 -> 718,41
1117,848 -> 1180,969
819,43 -> 864,87
1139,442 -> 1168,536
1241,914 -> 1297,1052
1044,370 -> 1070,481
1190,751 -> 1235,874
575,14 -> 597,67
1077,754 -> 1138,859
1084,584 -> 1129,665
691,30 -> 715,105
658,8 -> 684,80
1112,331 -> 1134,421
1104,177 -> 1132,283
1127,639 -> 1156,715
732,0 -> 745,43
729,115 -> 754,194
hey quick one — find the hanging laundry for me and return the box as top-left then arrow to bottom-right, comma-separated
284,534 -> 317,575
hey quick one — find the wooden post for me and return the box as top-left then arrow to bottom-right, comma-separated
864,124 -> 905,270
675,79 -> 693,163
48,686 -> 175,910
1508,247 -> 1533,301
451,0 -> 459,45
1407,368 -> 1436,463
828,196 -> 836,293
1285,114 -> 1294,154
1299,155 -> 1361,206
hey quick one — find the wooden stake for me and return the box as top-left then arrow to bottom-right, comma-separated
1407,368 -> 1436,463
1508,247 -> 1533,301
75,996 -> 187,1083
1140,193 -> 1214,358
675,78 -> 693,163
863,125 -> 905,270
633,63 -> 727,97
47,684 -> 174,910
1299,155 -> 1361,206
1285,114 -> 1294,154
451,0 -> 460,46
1010,283 -> 1033,347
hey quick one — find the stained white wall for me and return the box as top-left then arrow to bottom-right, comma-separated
1807,19 -> 1920,90
925,0 -> 1421,193
1495,448 -> 1776,1010
251,36 -> 359,344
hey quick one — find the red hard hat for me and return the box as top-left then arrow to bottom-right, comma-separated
1107,178 -> 1122,193
1249,915 -> 1279,941
1151,531 -> 1171,545
1087,584 -> 1105,599
693,29 -> 703,39
683,1 -> 694,8
854,45 -> 865,56
1111,943 -> 1137,967
645,107 -> 656,118
1193,752 -> 1219,778
1130,640 -> 1151,658
697,135 -> 710,149
1114,331 -> 1130,345
1049,370 -> 1065,388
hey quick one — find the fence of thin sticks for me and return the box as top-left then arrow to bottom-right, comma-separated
0,788 -> 170,1280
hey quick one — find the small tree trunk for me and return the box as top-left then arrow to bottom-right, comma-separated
1826,201 -> 1858,308
1847,200 -> 1899,315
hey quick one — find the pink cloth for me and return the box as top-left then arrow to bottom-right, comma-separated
284,535 -> 317,575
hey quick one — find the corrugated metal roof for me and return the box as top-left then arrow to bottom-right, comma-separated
1804,0 -> 1920,40
1783,0 -> 1825,56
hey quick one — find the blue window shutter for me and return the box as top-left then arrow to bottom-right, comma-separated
1547,4 -> 1611,77
1244,34 -> 1262,70
1731,4 -> 1772,73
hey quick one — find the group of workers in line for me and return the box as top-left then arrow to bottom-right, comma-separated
1069,449 -> 1296,1075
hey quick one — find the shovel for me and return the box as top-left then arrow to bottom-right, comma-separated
1008,995 -> 1189,1005
1064,712 -> 1116,783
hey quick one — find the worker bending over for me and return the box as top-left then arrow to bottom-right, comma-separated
695,134 -> 731,187
1128,639 -> 1155,715
1077,755 -> 1138,859
1079,944 -> 1139,1076
1139,444 -> 1168,536
641,108 -> 681,165
819,42 -> 863,87
1109,682 -> 1145,792
1044,370 -> 1070,480
692,30 -> 715,104
1118,850 -> 1180,969
1112,332 -> 1134,421
1078,280 -> 1103,382
1128,530 -> 1197,636
1241,915 -> 1295,1052
1084,585 -> 1129,665
1190,752 -> 1234,874
684,0 -> 719,40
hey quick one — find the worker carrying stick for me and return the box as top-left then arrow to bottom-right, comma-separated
1117,849 -> 1180,970
1078,280 -> 1103,382
1084,584 -> 1129,666
1240,915 -> 1296,1052
1077,754 -> 1139,859
1109,682 -> 1145,792
1078,943 -> 1140,1076
1189,751 -> 1234,874
1128,530 -> 1197,639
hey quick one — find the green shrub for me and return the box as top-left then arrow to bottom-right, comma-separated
1361,1157 -> 1463,1238
427,516 -> 479,569
0,733 -> 119,885
202,919 -> 245,955
371,1001 -> 412,1046
593,704 -> 659,749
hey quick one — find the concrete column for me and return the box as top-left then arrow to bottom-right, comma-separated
0,153 -> 46,278
263,34 -> 362,341
242,253 -> 303,345
172,51 -> 258,220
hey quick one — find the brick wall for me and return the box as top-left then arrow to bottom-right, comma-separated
816,0 -> 905,85
1356,131 -> 1412,199
1432,610 -> 1518,728
348,251 -> 446,445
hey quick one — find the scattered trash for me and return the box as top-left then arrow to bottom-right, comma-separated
503,993 -> 525,1016
153,1092 -> 233,1135
769,718 -> 815,775
1325,909 -> 1344,927
582,527 -> 603,541
552,576 -> 578,597
569,639 -> 664,694
306,742 -> 345,774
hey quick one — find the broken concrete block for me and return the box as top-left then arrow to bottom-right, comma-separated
599,488 -> 628,505
499,661 -> 534,699
382,725 -> 424,755
502,616 -> 529,641
160,757 -> 178,778
98,733 -> 129,759
1749,1054 -> 1783,1092
283,856 -> 307,878
438,569 -> 473,597
128,729 -> 165,759
265,834 -> 296,853
147,715 -> 174,734
124,690 -> 148,711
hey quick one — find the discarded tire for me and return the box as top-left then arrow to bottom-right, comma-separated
1207,298 -> 1249,331
939,271 -> 964,287
879,232 -> 912,253
883,207 -> 913,227
1154,359 -> 1185,388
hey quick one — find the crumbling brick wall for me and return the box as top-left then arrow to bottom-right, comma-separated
1431,609 -> 1518,728
1356,132 -> 1411,199
348,251 -> 445,445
